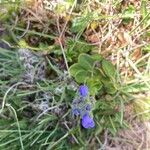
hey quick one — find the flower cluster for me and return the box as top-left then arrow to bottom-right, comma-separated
72,85 -> 95,129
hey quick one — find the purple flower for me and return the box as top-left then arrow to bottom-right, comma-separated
81,113 -> 95,129
79,85 -> 88,97
72,108 -> 81,116
85,104 -> 91,111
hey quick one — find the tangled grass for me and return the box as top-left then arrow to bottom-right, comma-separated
0,0 -> 150,149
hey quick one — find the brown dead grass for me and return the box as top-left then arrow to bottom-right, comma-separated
106,92 -> 150,150
10,0 -> 150,149
106,121 -> 150,150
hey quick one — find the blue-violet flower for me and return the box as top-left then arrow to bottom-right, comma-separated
72,108 -> 81,116
81,113 -> 95,129
79,85 -> 88,97
85,104 -> 91,111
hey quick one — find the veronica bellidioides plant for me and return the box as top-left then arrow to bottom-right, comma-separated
72,85 -> 95,129
69,53 -> 117,95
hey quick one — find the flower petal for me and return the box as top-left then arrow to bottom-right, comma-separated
81,113 -> 95,129
72,108 -> 81,116
85,104 -> 91,111
79,85 -> 88,97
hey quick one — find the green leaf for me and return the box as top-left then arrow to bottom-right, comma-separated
91,54 -> 103,62
69,63 -> 84,76
123,5 -> 136,18
78,53 -> 95,70
69,53 -> 117,94
108,116 -> 117,136
142,44 -> 150,52
93,68 -> 101,77
141,0 -> 149,27
87,77 -> 102,95
67,39 -> 92,53
106,84 -> 117,94
66,39 -> 93,63
102,59 -> 116,79
71,15 -> 89,33
122,5 -> 136,24
141,0 -> 148,19
102,78 -> 117,94
75,70 -> 89,83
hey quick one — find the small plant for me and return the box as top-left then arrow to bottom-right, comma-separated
66,39 -> 93,62
69,53 -> 117,95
